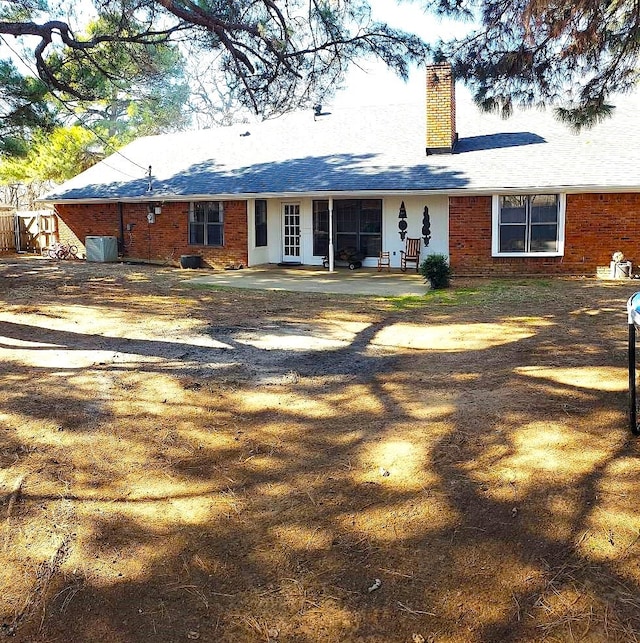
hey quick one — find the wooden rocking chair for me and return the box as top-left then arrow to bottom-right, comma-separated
400,238 -> 421,272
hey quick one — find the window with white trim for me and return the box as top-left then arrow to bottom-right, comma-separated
492,194 -> 565,256
189,201 -> 223,246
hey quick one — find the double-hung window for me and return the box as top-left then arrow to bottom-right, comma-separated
492,194 -> 565,256
189,201 -> 223,246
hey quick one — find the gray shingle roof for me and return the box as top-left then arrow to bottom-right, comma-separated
44,92 -> 640,202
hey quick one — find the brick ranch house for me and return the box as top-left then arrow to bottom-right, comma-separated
44,63 -> 640,276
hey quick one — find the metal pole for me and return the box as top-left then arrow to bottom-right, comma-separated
630,323 -> 637,434
117,202 -> 125,257
328,197 -> 334,273
628,292 -> 640,435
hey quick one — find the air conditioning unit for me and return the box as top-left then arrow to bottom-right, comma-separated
85,236 -> 118,262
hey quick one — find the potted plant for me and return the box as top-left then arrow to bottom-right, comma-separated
420,253 -> 451,289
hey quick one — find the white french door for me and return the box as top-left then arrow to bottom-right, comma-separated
282,203 -> 301,262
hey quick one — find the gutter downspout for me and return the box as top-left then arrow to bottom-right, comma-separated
117,202 -> 124,256
328,196 -> 334,273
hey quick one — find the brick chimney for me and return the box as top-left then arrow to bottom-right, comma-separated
426,62 -> 457,155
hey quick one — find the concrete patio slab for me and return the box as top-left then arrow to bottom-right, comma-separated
187,265 -> 428,297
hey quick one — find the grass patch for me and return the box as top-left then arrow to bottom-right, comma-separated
385,280 -> 557,310
462,278 -> 558,305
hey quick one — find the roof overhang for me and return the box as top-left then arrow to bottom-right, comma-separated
42,189 -> 451,204
41,184 -> 640,205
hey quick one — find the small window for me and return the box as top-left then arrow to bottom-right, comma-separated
189,202 -> 223,246
255,200 -> 267,247
492,194 -> 564,256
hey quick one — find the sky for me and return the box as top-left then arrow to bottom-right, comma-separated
332,1 -> 474,107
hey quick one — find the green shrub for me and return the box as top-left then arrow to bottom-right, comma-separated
420,253 -> 451,289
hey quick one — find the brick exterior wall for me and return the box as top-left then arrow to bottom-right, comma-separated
450,193 -> 640,276
55,200 -> 248,268
426,63 -> 456,154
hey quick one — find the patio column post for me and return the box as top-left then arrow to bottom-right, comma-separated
328,196 -> 334,272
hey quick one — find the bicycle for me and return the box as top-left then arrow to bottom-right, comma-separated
47,242 -> 79,260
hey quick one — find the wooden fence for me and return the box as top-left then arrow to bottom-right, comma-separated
0,210 -> 59,253
0,212 -> 15,252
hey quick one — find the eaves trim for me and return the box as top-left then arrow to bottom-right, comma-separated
40,184 -> 640,205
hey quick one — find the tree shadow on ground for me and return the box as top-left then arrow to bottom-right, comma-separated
2,261 -> 640,642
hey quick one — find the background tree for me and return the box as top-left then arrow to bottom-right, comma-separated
0,125 -> 99,184
0,0 -> 429,190
3,0 -> 632,145
0,58 -> 58,157
0,0 -> 428,118
434,0 -> 640,128
0,7 -> 190,189
46,14 -> 190,140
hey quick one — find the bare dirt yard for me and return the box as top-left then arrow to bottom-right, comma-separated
1,255 -> 640,643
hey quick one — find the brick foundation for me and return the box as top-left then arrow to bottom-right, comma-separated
55,200 -> 248,268
450,193 -> 640,276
